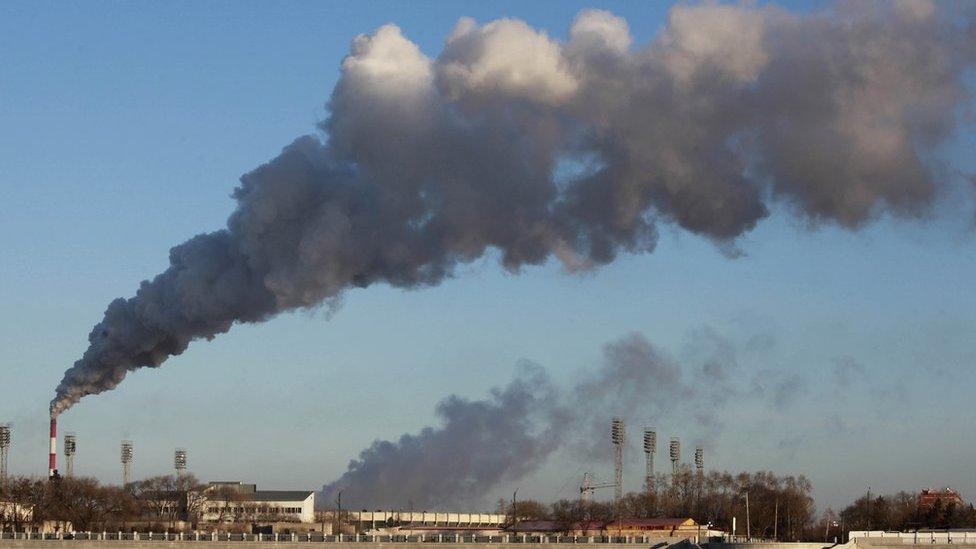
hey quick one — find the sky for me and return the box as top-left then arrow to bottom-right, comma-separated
1,0 -> 974,513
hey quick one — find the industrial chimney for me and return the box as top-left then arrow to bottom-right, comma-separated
643,428 -> 656,493
48,418 -> 57,479
64,433 -> 77,477
121,440 -> 133,486
611,418 -> 625,503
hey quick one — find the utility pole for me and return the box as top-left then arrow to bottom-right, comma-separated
334,490 -> 342,536
866,487 -> 872,531
512,489 -> 519,531
774,499 -> 779,541
745,492 -> 751,541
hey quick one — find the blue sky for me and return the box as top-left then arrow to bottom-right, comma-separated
1,0 -> 974,512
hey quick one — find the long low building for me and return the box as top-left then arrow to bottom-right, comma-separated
347,511 -> 507,531
508,518 -> 711,538
201,482 -> 315,524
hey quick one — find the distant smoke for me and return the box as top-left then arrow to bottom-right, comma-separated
53,2 -> 975,414
320,332 -> 733,509
320,362 -> 566,510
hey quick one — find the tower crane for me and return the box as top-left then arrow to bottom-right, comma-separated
579,472 -> 619,502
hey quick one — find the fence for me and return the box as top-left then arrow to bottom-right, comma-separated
850,531 -> 976,544
0,532 -> 693,544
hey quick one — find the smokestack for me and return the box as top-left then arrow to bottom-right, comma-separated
48,417 -> 57,479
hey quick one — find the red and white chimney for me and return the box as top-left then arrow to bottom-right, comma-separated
48,417 -> 57,478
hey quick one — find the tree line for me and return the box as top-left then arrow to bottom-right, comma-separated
0,474 -> 209,532
498,467 -> 818,540
837,491 -> 976,532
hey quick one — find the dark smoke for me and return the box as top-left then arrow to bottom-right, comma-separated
320,332 -> 734,509
53,2 -> 975,414
320,362 -> 566,510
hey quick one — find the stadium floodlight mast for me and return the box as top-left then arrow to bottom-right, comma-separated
643,428 -> 656,493
175,448 -> 187,479
611,418 -> 625,504
121,440 -> 134,486
64,433 -> 77,477
0,424 -> 10,483
669,437 -> 681,479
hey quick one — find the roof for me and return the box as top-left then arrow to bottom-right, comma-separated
507,518 -> 696,533
508,520 -> 560,532
250,490 -> 314,502
608,518 -> 697,528
208,490 -> 313,502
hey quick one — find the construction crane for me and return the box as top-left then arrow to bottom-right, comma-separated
579,472 -> 618,502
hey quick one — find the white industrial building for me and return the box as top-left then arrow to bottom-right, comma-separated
201,482 -> 315,524
347,511 -> 507,534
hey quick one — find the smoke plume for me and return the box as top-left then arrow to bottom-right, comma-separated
320,362 -> 566,509
53,2 -> 975,414
320,332 -> 721,509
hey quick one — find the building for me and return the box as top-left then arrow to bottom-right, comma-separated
346,511 -> 506,535
605,518 -> 701,537
919,488 -> 965,509
201,482 -> 315,524
506,517 -> 703,538
0,502 -> 72,534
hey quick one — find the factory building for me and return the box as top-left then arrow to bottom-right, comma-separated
201,482 -> 315,524
919,488 -> 965,509
346,511 -> 507,535
507,517 -> 704,538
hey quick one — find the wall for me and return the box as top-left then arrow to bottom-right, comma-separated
0,542 -> 684,549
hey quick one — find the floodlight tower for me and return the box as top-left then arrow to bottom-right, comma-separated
669,437 -> 681,480
64,433 -> 77,477
643,428 -> 656,493
611,418 -> 625,503
121,441 -> 133,486
0,424 -> 10,483
174,448 -> 187,479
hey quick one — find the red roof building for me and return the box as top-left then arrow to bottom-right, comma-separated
919,488 -> 965,509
